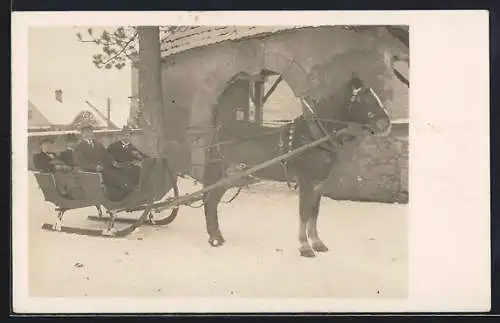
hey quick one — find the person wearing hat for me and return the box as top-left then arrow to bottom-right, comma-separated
33,137 -> 72,173
106,125 -> 148,187
59,133 -> 79,169
73,123 -> 130,194
33,137 -> 77,199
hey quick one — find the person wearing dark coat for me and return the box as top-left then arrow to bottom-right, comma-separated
33,138 -> 72,173
58,133 -> 79,168
33,137 -> 79,198
106,126 -> 147,187
73,124 -> 130,194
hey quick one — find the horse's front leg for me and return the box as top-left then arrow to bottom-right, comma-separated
203,186 -> 227,247
297,176 -> 317,257
307,193 -> 329,253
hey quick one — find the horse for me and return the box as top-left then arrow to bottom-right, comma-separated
202,73 -> 392,257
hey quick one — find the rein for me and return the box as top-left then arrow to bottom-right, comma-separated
204,126 -> 285,150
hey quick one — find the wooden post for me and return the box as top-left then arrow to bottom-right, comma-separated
254,79 -> 264,126
243,97 -> 250,121
106,97 -> 111,129
242,80 -> 250,121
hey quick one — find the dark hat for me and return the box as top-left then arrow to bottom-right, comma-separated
39,137 -> 54,145
64,133 -> 79,143
121,125 -> 133,133
78,123 -> 93,131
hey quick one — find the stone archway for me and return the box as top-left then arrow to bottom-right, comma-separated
184,33 -> 397,181
187,41 -> 315,181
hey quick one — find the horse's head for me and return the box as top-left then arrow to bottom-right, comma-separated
341,74 -> 392,137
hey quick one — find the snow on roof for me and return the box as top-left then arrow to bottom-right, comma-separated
28,100 -> 51,128
28,86 -> 109,127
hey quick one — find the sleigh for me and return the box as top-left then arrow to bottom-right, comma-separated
35,157 -> 180,237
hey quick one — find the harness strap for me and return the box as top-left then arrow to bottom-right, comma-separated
301,98 -> 341,153
301,98 -> 325,142
279,123 -> 295,190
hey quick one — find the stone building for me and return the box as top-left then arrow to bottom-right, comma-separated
130,26 -> 409,203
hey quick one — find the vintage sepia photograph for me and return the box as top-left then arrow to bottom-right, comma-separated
27,23 -> 409,297
12,11 -> 490,313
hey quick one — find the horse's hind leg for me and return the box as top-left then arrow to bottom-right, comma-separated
298,177 -> 316,257
204,187 -> 227,247
307,195 -> 329,252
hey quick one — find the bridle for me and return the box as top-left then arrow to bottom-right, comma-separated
301,86 -> 388,144
300,86 -> 375,148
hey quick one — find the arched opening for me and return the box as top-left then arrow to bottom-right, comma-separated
211,69 -> 305,183
215,69 -> 303,130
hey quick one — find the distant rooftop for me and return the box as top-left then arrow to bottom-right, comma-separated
28,87 -> 109,127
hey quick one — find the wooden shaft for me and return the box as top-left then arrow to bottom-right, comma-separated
151,131 -> 350,213
119,126 -> 367,213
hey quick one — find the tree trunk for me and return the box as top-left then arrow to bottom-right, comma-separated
137,26 -> 167,158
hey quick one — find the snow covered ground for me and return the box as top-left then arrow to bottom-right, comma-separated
27,172 -> 408,298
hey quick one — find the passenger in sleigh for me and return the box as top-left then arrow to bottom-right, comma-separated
33,137 -> 72,173
106,125 -> 148,188
33,137 -> 82,198
73,123 -> 132,200
58,133 -> 79,169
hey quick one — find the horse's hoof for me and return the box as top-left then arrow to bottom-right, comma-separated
300,248 -> 316,258
312,241 -> 329,253
208,237 -> 225,247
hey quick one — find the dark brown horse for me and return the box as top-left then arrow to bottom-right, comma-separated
202,74 -> 392,257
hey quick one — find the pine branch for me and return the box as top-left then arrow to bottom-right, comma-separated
79,26 -> 180,70
100,32 -> 138,66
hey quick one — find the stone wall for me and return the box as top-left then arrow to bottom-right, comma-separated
323,133 -> 409,204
